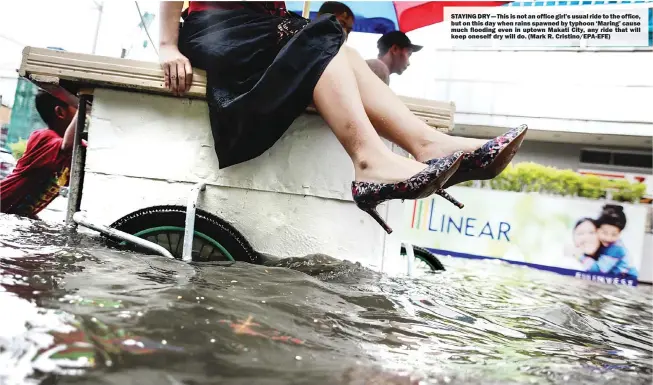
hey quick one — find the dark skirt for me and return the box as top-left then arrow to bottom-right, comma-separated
179,9 -> 345,169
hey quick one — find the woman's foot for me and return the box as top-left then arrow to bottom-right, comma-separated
353,151 -> 431,184
352,151 -> 464,234
413,136 -> 487,163
426,124 -> 528,188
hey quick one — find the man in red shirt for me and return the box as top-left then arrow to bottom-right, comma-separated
0,90 -> 82,219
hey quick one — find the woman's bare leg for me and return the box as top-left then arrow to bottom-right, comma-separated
342,46 -> 485,162
313,49 -> 430,184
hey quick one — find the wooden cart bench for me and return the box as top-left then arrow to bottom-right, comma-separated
19,47 -> 455,132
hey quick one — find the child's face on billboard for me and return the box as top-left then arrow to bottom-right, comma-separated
598,224 -> 621,246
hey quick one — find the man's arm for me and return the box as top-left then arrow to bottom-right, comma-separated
366,59 -> 390,85
61,111 -> 79,151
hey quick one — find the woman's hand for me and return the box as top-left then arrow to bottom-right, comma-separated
159,44 -> 193,95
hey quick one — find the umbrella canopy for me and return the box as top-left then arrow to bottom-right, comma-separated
285,1 -> 511,34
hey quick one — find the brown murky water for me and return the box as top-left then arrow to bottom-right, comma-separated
1,213 -> 651,385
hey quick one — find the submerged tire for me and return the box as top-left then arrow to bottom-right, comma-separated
108,205 -> 260,264
400,245 -> 445,272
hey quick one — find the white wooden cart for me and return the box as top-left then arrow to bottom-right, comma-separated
19,46 -> 455,272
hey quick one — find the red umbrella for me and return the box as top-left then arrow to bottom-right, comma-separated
393,1 -> 511,33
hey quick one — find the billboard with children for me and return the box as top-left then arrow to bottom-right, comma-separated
402,187 -> 648,286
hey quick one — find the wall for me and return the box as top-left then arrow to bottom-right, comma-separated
513,141 -> 584,171
513,141 -> 652,175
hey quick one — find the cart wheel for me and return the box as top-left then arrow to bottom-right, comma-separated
107,205 -> 260,264
399,245 -> 445,272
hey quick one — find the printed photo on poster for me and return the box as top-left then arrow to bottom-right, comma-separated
402,187 -> 648,286
568,205 -> 638,278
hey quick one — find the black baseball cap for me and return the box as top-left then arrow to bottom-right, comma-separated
377,31 -> 423,53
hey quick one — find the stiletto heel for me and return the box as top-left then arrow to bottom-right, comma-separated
359,205 -> 393,234
352,151 -> 464,234
436,189 -> 464,209
426,124 -> 528,189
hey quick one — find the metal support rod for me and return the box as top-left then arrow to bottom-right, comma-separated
403,241 -> 415,277
302,1 -> 311,18
73,212 -> 174,259
182,182 -> 206,262
91,1 -> 104,54
65,93 -> 89,227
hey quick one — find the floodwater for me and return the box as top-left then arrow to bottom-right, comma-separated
1,213 -> 651,385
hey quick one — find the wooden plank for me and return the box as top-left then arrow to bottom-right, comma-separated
20,47 -> 207,98
27,74 -> 92,111
19,46 -> 455,130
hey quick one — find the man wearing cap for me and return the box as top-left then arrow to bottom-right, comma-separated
366,31 -> 423,85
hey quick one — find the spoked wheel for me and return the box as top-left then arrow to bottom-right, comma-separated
399,245 -> 445,273
107,205 -> 260,264
130,226 -> 236,262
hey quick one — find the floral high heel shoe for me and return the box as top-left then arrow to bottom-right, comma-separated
352,151 -> 463,234
427,125 -> 528,209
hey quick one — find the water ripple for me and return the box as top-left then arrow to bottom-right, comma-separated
0,213 -> 651,385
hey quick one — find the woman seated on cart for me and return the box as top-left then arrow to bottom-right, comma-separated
158,1 -> 528,234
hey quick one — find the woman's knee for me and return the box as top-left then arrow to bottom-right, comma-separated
341,45 -> 363,61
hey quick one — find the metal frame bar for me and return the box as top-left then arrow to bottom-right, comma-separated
73,212 -> 174,259
65,92 -> 90,228
182,183 -> 206,262
28,74 -> 91,110
18,76 -> 210,262
302,1 -> 311,17
402,241 -> 415,277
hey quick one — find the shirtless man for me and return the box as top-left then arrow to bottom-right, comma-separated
366,31 -> 422,85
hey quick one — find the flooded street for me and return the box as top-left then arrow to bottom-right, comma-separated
1,213 -> 651,385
